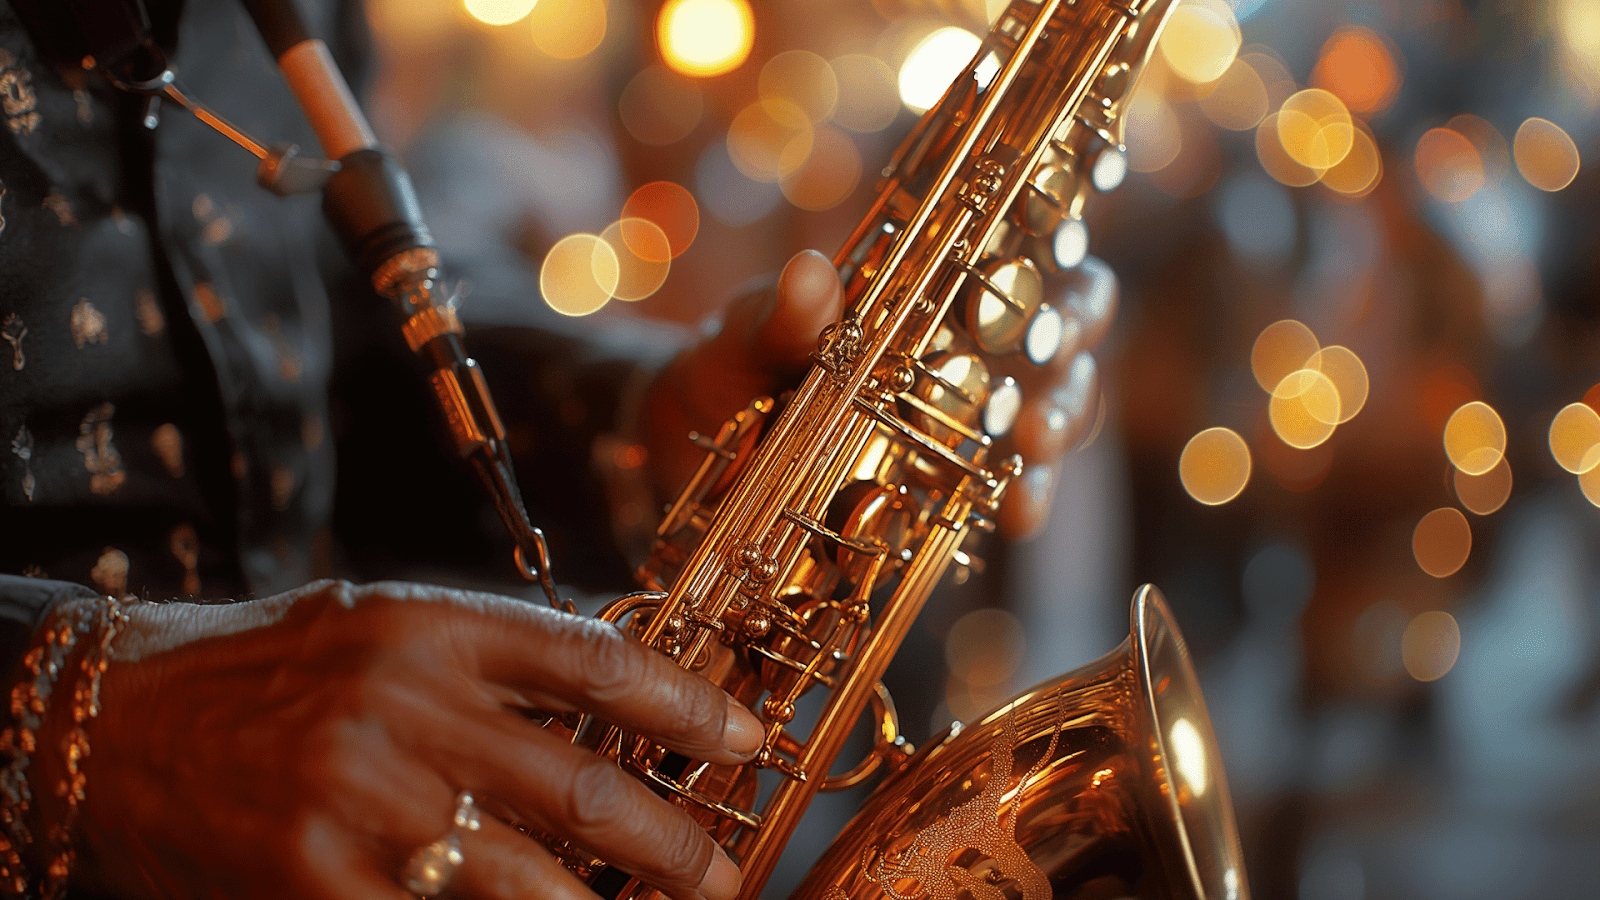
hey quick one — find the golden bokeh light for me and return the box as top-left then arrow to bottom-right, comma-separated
1240,50 -> 1298,109
367,0 -> 461,47
1549,402 -> 1600,474
1443,401 -> 1506,476
1415,127 -> 1485,203
1449,114 -> 1510,187
1454,456 -> 1512,516
1514,117 -> 1582,192
528,0 -> 605,59
657,0 -> 755,78
1179,427 -> 1252,506
1158,0 -> 1241,85
1320,123 -> 1383,197
1127,93 -> 1183,174
945,608 -> 1026,688
541,234 -> 618,317
622,181 -> 700,258
727,99 -> 814,183
599,219 -> 671,302
1270,370 -> 1340,449
1198,57 -> 1269,131
1310,26 -> 1401,116
1413,507 -> 1472,578
464,0 -> 536,26
830,54 -> 900,133
1402,610 -> 1462,682
1277,89 -> 1354,170
1307,346 -> 1369,423
1251,319 -> 1320,392
781,124 -> 863,211
618,67 -> 704,146
1582,464 -> 1600,508
899,26 -> 982,113
760,50 -> 839,125
1256,112 -> 1323,187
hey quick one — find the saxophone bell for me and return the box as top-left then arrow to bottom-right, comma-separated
791,585 -> 1247,900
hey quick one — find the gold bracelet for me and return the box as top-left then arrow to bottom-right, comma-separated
0,594 -> 126,899
0,603 -> 86,897
41,595 -> 125,900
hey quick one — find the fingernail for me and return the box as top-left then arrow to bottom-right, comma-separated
699,847 -> 742,900
778,250 -> 836,313
723,696 -> 763,759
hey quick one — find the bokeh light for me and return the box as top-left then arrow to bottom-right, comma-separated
1582,464 -> 1600,508
1415,126 -> 1486,203
1127,93 -> 1183,174
1270,370 -> 1340,448
1413,507 -> 1472,578
944,607 -> 1025,722
1549,402 -> 1600,474
599,218 -> 671,302
1401,610 -> 1462,681
618,67 -> 704,146
781,124 -> 863,211
541,233 -> 618,317
1251,319 -> 1319,392
899,27 -> 982,113
657,0 -> 755,78
1454,457 -> 1512,515
1310,26 -> 1401,116
760,50 -> 839,124
1443,401 -> 1506,476
727,99 -> 814,182
527,0 -> 605,59
464,0 -> 536,26
1158,0 -> 1242,85
1307,346 -> 1369,423
1319,123 -> 1382,197
1514,117 -> 1582,191
1277,89 -> 1354,170
622,181 -> 700,258
830,54 -> 900,133
1199,57 -> 1269,131
1256,112 -> 1323,187
1180,427 -> 1252,506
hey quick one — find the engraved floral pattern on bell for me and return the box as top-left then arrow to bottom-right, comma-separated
865,703 -> 1059,900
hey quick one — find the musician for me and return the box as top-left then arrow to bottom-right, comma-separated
0,0 -> 1111,897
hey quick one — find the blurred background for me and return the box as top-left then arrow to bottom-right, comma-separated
356,0 -> 1600,897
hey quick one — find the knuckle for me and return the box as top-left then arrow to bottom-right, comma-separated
563,754 -> 631,833
654,815 -> 713,890
569,620 -> 646,701
663,680 -> 724,746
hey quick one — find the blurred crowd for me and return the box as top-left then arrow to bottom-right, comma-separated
355,0 -> 1600,897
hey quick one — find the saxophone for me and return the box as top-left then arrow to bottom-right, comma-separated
129,0 -> 1238,896
561,1 -> 1248,898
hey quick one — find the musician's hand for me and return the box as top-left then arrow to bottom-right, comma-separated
69,581 -> 760,900
641,248 -> 1116,540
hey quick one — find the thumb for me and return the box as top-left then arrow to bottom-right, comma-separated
749,249 -> 845,375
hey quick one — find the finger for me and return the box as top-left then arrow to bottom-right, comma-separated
452,815 -> 740,900
457,603 -> 762,764
1056,256 -> 1117,352
1010,353 -> 1101,464
449,817 -> 599,900
427,712 -> 737,900
755,249 -> 844,370
998,460 -> 1058,540
298,814 -> 416,900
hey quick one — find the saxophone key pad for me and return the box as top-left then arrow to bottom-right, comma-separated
1050,215 -> 1089,270
1025,304 -> 1066,365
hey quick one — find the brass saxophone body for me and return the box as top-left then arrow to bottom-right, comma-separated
562,1 -> 1247,898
